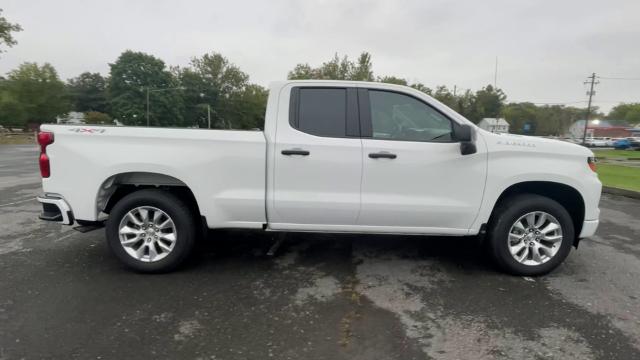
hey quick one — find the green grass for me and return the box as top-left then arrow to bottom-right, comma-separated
593,149 -> 640,160
0,133 -> 35,145
597,164 -> 640,192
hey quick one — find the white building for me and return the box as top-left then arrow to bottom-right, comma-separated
478,118 -> 510,133
56,111 -> 85,125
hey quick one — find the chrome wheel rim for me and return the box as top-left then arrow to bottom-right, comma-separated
508,211 -> 563,266
118,206 -> 177,262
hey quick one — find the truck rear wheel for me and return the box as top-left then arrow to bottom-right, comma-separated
105,189 -> 196,273
487,194 -> 574,276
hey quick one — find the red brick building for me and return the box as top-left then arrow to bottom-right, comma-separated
569,120 -> 632,138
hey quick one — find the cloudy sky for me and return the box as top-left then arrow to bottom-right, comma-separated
1,0 -> 639,112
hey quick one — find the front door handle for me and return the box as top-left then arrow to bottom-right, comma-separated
282,149 -> 310,156
369,152 -> 397,159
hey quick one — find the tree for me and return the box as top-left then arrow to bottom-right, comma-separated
287,52 -> 510,123
226,84 -> 268,129
472,85 -> 506,122
287,64 -> 317,80
454,90 -> 477,121
84,111 -> 112,125
176,52 -> 262,129
502,102 -> 588,136
287,52 -> 376,81
108,50 -> 184,126
174,66 -> 208,128
410,83 -> 433,95
351,52 -> 374,81
67,72 -> 108,113
502,102 -> 539,134
318,53 -> 352,80
0,9 -> 22,55
377,76 -> 408,85
608,103 -> 640,125
625,107 -> 640,125
0,89 -> 27,128
2,62 -> 69,126
432,85 -> 456,108
189,53 -> 249,93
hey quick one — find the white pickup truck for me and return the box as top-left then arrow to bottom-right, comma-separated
37,80 -> 601,275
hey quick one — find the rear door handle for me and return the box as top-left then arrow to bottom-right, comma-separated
369,152 -> 397,159
282,149 -> 310,156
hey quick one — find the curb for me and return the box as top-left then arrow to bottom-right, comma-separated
602,186 -> 640,200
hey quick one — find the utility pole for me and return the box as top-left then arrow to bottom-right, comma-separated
581,73 -> 599,145
199,93 -> 212,129
146,88 -> 150,127
494,56 -> 498,89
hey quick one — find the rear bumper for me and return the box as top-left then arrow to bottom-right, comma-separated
579,219 -> 599,238
37,195 -> 74,225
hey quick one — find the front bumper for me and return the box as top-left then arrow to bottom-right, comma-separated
37,195 -> 74,225
579,219 -> 599,238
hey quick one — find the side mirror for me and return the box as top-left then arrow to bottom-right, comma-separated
455,124 -> 473,142
455,124 -> 477,155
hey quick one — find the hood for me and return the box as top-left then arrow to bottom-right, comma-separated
479,130 -> 593,157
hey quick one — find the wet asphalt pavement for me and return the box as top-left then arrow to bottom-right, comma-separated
1,144 -> 639,360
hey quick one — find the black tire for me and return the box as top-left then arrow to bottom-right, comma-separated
105,189 -> 196,273
487,194 -> 574,276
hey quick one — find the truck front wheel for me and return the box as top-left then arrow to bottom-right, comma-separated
487,194 -> 574,276
105,189 -> 196,273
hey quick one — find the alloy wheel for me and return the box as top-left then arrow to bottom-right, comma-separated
507,211 -> 563,266
118,206 -> 177,262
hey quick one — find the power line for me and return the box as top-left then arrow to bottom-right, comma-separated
598,76 -> 640,80
508,99 -> 636,106
508,100 -> 586,105
590,99 -> 640,103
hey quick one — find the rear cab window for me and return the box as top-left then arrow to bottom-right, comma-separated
289,87 -> 359,138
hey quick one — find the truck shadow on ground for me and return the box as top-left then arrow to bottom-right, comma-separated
185,229 -> 495,274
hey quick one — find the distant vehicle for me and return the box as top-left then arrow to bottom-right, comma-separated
35,80 -> 602,276
561,137 -> 581,144
613,138 -> 631,149
585,137 -> 609,147
606,137 -> 623,147
613,138 -> 640,150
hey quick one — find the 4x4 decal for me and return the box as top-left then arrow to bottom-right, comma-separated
68,128 -> 106,134
496,139 -> 536,148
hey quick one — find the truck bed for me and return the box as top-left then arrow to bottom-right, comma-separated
40,125 -> 267,228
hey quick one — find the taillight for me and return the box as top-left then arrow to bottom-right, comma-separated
37,131 -> 54,178
39,152 -> 51,178
588,157 -> 597,172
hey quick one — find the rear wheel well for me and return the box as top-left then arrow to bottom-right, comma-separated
98,172 -> 201,222
491,181 -> 585,245
104,185 -> 200,217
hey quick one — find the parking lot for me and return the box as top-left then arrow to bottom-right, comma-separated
1,144 -> 639,359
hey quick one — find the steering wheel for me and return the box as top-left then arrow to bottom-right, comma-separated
390,123 -> 405,139
389,113 -> 406,139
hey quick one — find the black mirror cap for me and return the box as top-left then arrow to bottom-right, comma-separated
454,123 -> 477,155
460,141 -> 477,155
454,123 -> 473,142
